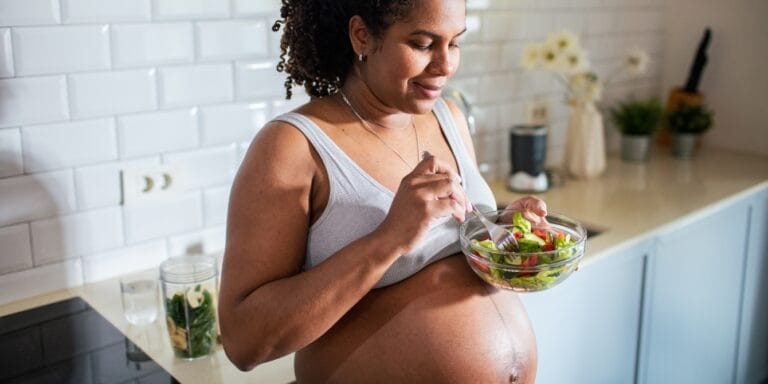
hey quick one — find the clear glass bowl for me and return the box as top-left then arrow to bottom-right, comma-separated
459,211 -> 587,292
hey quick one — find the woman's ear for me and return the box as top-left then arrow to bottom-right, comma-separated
348,15 -> 371,59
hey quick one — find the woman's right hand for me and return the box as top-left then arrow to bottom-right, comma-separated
377,154 -> 469,254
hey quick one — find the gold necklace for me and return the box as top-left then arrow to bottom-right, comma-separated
339,91 -> 420,169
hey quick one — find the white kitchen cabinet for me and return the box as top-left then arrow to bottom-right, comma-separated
736,189 -> 768,384
521,241 -> 648,384
639,197 -> 753,384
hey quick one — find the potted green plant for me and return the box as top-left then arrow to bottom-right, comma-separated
610,98 -> 663,162
665,102 -> 713,158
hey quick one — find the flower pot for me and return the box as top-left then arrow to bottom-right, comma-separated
621,135 -> 651,162
672,133 -> 699,158
564,102 -> 606,179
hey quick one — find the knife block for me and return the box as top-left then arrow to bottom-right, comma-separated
657,87 -> 704,146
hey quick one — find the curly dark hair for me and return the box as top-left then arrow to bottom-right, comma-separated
272,0 -> 415,99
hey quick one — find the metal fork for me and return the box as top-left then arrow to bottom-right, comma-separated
471,205 -> 520,252
421,151 -> 519,252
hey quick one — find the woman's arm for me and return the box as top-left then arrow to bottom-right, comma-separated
218,121 -> 467,371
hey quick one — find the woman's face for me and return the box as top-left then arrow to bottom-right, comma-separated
363,0 -> 466,115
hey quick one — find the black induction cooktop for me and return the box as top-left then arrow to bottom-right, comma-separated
0,297 -> 178,384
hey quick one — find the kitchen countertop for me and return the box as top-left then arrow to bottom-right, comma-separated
493,148 -> 768,267
1,148 -> 767,384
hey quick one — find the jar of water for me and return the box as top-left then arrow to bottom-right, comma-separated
120,273 -> 159,326
159,255 -> 219,359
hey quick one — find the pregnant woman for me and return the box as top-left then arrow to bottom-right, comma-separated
218,1 -> 546,382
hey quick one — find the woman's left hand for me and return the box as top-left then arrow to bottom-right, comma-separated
501,195 -> 549,229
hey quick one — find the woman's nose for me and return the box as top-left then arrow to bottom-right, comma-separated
428,48 -> 457,76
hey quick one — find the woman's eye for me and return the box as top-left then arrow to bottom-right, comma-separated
411,42 -> 431,51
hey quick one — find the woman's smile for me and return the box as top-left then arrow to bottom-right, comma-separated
413,81 -> 444,99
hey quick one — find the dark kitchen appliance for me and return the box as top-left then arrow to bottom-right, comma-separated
0,297 -> 177,384
507,124 -> 548,193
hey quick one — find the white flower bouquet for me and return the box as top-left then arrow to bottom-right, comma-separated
520,30 -> 649,105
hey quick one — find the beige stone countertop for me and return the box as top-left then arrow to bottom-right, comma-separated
491,148 -> 767,267
1,148 -> 766,383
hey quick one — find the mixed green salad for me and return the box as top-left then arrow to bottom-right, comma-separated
468,212 -> 581,291
165,284 -> 218,359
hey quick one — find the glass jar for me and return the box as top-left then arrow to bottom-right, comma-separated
159,255 -> 219,359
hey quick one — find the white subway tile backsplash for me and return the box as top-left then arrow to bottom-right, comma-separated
457,44 -> 500,76
81,240 -> 165,282
117,108 -> 199,158
153,0 -> 230,20
463,14 -> 482,44
158,64 -> 233,108
271,95 -> 308,115
0,28 -> 13,77
500,41 -> 527,73
552,12 -> 587,36
572,0 -> 602,7
472,104 -> 499,135
12,25 -> 111,76
69,69 -> 157,119
199,102 -> 267,146
0,76 -> 69,128
0,0 -> 667,300
234,60 -> 284,100
237,142 -> 249,164
233,0 -> 281,16
112,23 -> 194,68
0,223 -> 32,274
0,259 -> 83,305
446,77 -> 481,106
167,225 -> 224,257
0,128 -> 23,177
163,145 -> 238,190
30,207 -> 123,265
482,13 -> 522,42
122,191 -> 202,243
517,12 -> 555,40
478,73 -> 516,103
0,170 -> 77,227
586,10 -> 616,35
547,119 -> 569,149
62,0 -> 151,23
466,0 -> 492,10
74,157 -> 160,209
0,0 -> 60,27
196,20 -> 268,61
22,118 -> 118,173
203,185 -> 230,226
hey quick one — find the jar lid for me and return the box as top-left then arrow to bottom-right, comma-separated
510,124 -> 546,136
159,255 -> 217,284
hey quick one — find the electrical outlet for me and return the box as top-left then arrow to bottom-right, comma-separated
524,99 -> 550,125
121,164 -> 183,205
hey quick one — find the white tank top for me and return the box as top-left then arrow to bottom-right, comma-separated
274,98 -> 496,288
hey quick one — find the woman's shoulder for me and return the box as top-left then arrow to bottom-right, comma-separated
259,97 -> 330,141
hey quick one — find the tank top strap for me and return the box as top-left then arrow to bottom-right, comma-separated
432,98 -> 477,185
271,112 -> 347,173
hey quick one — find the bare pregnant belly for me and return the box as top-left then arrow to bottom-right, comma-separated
294,255 -> 538,384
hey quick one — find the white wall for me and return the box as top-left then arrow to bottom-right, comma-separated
661,0 -> 768,156
0,0 -> 665,305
